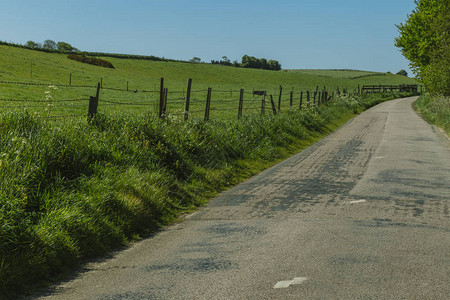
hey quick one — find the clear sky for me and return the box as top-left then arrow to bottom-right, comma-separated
0,0 -> 416,74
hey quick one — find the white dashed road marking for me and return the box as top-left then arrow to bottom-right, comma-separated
274,277 -> 308,289
349,200 -> 367,204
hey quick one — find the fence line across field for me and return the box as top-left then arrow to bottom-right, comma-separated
1,78 -> 419,122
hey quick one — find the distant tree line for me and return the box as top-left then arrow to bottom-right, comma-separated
210,55 -> 282,71
0,40 -> 175,63
25,39 -> 79,53
1,39 -> 282,71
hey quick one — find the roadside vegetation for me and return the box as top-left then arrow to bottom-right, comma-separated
396,0 -> 449,133
413,94 -> 450,134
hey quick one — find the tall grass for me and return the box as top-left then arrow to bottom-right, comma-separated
0,92 -> 414,298
413,94 -> 450,134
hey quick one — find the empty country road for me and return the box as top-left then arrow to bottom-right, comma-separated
36,96 -> 450,300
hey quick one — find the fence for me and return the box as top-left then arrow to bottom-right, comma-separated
0,79 -> 417,122
361,84 -> 418,93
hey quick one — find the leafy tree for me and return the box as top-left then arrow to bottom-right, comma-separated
221,56 -> 231,66
57,41 -> 78,53
189,57 -> 201,63
397,70 -> 408,76
395,0 -> 449,94
241,55 -> 254,68
43,39 -> 57,50
241,55 -> 281,71
422,1 -> 450,95
25,40 -> 41,48
268,59 -> 282,71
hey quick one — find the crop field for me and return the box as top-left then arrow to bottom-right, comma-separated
0,45 -> 418,121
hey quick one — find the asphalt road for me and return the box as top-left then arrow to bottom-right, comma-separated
36,96 -> 450,300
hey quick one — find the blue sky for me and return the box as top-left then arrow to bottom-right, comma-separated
0,0 -> 416,74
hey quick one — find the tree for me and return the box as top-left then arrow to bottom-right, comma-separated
397,70 -> 408,77
57,41 -> 78,53
43,39 -> 57,50
241,55 -> 254,68
241,55 -> 281,71
422,1 -> 450,95
25,40 -> 41,48
221,56 -> 231,66
189,57 -> 201,63
395,0 -> 449,95
268,59 -> 282,71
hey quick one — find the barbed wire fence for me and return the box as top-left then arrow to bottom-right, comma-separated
0,78 -> 417,122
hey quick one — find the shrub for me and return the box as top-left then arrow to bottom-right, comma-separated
67,53 -> 114,69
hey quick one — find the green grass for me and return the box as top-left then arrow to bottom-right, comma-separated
0,45 -> 418,118
0,45 -> 419,298
414,94 -> 450,134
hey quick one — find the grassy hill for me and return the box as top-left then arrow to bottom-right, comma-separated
0,45 -> 415,106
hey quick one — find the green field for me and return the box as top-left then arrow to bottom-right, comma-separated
0,45 -> 418,120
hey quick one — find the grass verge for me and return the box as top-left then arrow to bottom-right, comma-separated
0,92 -> 414,298
413,94 -> 450,134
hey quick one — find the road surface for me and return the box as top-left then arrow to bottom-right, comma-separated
37,96 -> 450,299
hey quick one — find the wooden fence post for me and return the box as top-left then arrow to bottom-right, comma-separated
87,96 -> 98,120
307,90 -> 311,108
95,82 -> 100,101
278,85 -> 282,112
261,92 -> 266,115
238,88 -> 244,120
69,73 -> 72,86
300,91 -> 303,110
163,88 -> 168,118
127,81 -> 129,91
159,78 -> 164,119
270,95 -> 277,115
184,78 -> 192,121
204,87 -> 212,121
88,82 -> 101,121
289,90 -> 293,108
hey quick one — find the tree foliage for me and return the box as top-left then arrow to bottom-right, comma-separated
189,57 -> 201,63
57,41 -> 78,53
43,39 -> 57,50
397,70 -> 408,77
241,55 -> 281,71
25,40 -> 41,48
395,0 -> 450,95
211,56 -> 232,66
